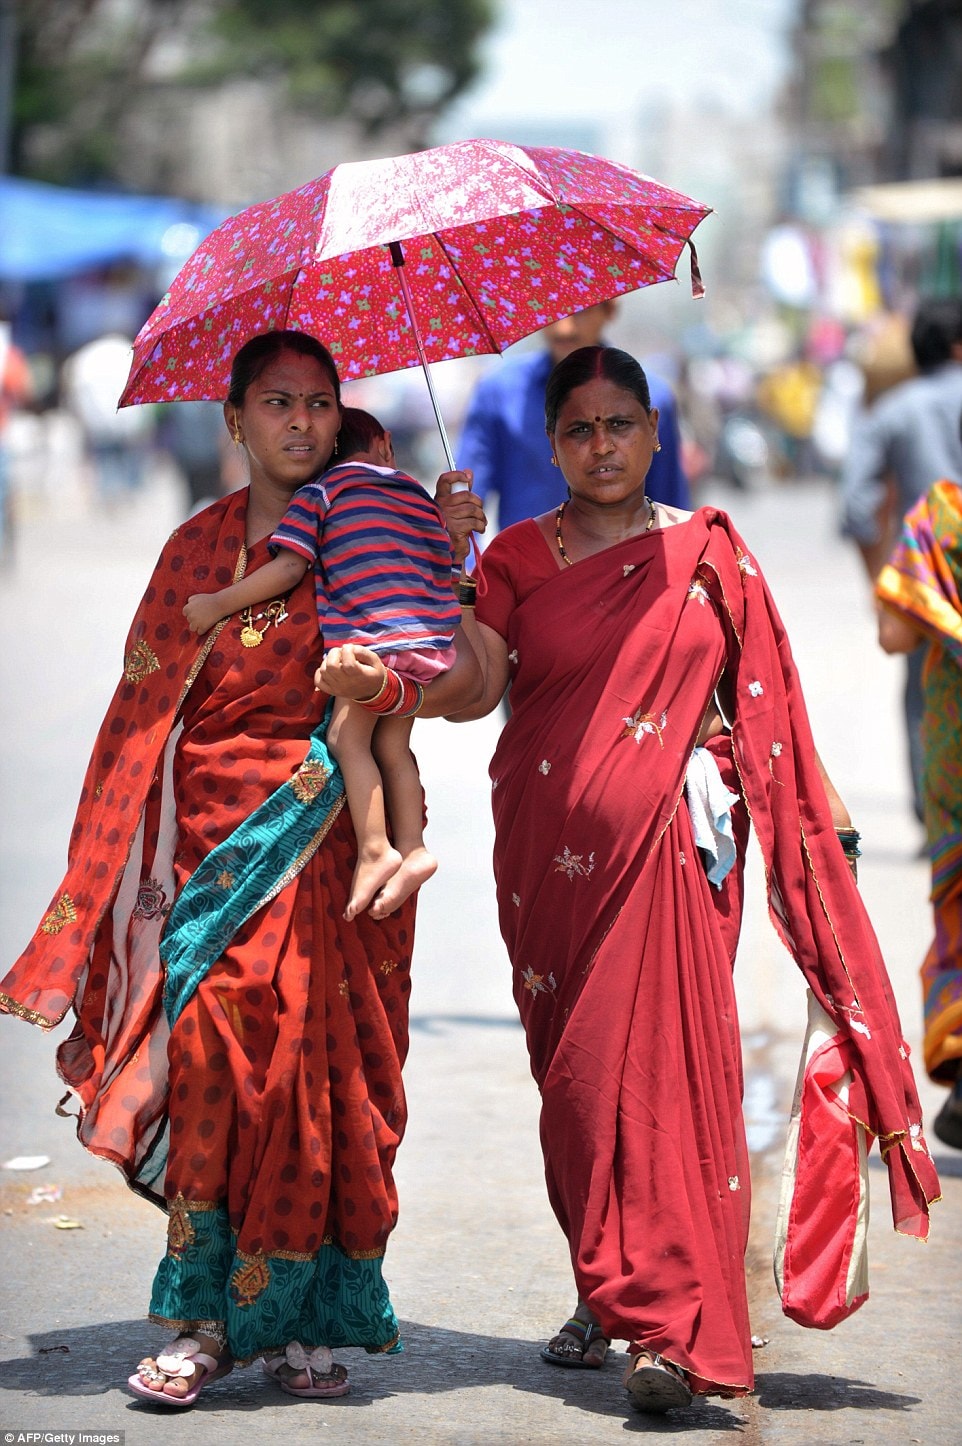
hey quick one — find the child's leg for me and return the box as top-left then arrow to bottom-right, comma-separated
326,697 -> 402,921
368,716 -> 437,920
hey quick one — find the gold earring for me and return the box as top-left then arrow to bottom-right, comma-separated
334,434 -> 339,456
652,439 -> 662,452
232,429 -> 242,445
550,455 -> 558,467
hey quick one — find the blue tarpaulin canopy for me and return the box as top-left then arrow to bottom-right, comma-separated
0,174 -> 229,281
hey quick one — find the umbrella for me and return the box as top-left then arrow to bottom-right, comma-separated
120,138 -> 711,466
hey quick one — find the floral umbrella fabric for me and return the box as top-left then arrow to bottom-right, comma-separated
120,138 -> 711,406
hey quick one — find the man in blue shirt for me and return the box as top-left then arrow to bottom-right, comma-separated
457,302 -> 691,531
841,297 -> 962,823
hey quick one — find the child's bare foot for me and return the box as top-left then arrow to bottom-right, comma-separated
369,847 -> 437,919
345,846 -> 403,921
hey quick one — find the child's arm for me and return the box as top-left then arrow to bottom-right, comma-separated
876,599 -> 924,655
184,548 -> 309,634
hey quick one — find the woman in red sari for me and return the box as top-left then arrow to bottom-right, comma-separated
0,331 -> 482,1406
449,345 -> 939,1414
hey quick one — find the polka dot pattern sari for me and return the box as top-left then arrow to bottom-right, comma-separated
1,490 -> 415,1358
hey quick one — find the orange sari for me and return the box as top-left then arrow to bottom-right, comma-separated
1,491 -> 415,1361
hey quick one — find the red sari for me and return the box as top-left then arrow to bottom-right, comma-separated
476,509 -> 939,1396
1,491 -> 415,1360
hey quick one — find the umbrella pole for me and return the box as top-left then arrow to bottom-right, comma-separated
389,242 -> 456,471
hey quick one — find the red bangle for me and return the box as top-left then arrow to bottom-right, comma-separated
386,678 -> 424,717
358,668 -> 403,714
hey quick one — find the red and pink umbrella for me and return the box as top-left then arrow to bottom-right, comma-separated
120,138 -> 711,464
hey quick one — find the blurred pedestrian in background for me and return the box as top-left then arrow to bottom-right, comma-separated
0,309 -> 33,563
61,332 -> 154,506
457,301 -> 690,533
876,472 -> 962,1151
159,399 -> 229,513
841,298 -> 962,821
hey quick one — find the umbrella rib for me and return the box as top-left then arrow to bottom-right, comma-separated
428,236 -> 507,356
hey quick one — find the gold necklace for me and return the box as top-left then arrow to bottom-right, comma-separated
239,599 -> 290,647
554,497 -> 655,567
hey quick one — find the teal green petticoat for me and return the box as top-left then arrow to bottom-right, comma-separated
149,1203 -> 402,1362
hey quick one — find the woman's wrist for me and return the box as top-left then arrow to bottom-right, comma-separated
835,825 -> 861,882
357,668 -> 424,717
834,825 -> 861,855
358,667 -> 392,708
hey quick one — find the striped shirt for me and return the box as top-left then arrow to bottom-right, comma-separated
271,462 -> 459,656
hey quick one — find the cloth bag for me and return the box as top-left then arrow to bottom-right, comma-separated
773,989 -> 870,1328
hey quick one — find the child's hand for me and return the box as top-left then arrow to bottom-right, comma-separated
315,644 -> 385,698
183,594 -> 226,635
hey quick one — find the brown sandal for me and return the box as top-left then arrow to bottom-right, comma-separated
624,1350 -> 692,1413
541,1315 -> 610,1369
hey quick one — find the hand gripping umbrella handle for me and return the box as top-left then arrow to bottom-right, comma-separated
389,241 -> 456,471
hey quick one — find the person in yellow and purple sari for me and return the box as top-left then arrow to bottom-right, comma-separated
876,476 -> 962,1149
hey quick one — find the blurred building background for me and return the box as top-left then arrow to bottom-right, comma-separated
1,0 -> 961,530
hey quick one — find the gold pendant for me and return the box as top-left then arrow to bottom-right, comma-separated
240,625 -> 263,648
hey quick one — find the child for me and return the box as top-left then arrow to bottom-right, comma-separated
184,407 -> 464,921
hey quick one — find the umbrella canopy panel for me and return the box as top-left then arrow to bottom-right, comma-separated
121,140 -> 711,405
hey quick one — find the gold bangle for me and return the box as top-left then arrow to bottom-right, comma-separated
358,667 -> 390,707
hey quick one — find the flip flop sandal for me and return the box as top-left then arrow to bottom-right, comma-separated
625,1351 -> 693,1413
541,1316 -> 610,1369
263,1342 -> 350,1399
127,1336 -> 232,1408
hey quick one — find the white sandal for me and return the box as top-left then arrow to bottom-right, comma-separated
127,1335 -> 232,1408
262,1341 -> 349,1399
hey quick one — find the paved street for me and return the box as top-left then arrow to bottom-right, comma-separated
0,461 -> 959,1444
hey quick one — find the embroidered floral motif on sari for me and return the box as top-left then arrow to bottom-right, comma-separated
40,894 -> 77,936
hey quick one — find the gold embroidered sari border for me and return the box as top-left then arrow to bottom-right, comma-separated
0,991 -> 56,1029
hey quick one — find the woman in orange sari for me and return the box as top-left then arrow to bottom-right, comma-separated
449,345 -> 939,1414
876,477 -> 962,1148
0,331 -> 482,1406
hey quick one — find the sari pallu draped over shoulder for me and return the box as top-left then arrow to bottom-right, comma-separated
0,490 -> 417,1360
483,507 -> 938,1397
876,480 -> 962,1083
0,494 -> 249,1032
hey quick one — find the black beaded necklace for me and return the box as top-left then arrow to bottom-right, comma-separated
554,497 -> 655,567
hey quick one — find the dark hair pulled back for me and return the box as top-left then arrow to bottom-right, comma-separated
226,330 -> 342,408
544,345 -> 652,433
